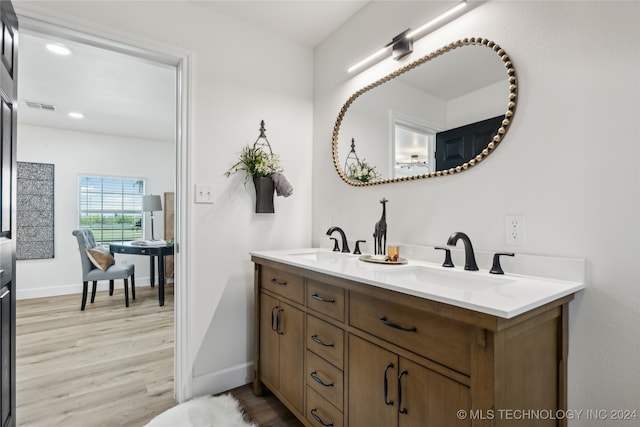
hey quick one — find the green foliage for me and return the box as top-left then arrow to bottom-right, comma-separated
225,145 -> 283,185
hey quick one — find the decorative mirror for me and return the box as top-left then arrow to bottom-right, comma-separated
332,37 -> 517,186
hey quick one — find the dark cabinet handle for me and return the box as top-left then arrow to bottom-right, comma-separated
270,278 -> 287,286
310,371 -> 334,387
311,334 -> 334,347
398,370 -> 408,414
277,309 -> 284,335
271,306 -> 279,332
310,408 -> 333,426
380,316 -> 417,332
312,293 -> 335,303
384,363 -> 394,405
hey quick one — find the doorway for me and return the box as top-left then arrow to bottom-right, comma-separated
15,12 -> 189,404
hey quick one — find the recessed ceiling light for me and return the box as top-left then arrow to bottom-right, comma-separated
68,112 -> 84,119
46,43 -> 71,55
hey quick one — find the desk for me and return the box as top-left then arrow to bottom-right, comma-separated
109,242 -> 174,306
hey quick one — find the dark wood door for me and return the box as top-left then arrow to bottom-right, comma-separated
435,116 -> 503,170
0,1 -> 16,426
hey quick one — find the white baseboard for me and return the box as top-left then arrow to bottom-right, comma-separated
17,276 -> 153,300
191,362 -> 254,397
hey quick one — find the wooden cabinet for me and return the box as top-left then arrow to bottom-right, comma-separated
253,257 -> 574,427
257,272 -> 304,414
349,334 -> 470,427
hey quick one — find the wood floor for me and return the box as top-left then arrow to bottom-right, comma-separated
16,284 -> 302,427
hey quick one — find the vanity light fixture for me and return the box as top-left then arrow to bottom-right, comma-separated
46,43 -> 71,56
396,154 -> 428,170
347,0 -> 468,73
68,112 -> 84,119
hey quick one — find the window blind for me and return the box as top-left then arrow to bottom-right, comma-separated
79,176 -> 145,243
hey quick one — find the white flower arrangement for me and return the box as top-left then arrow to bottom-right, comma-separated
225,145 -> 284,185
348,159 -> 381,183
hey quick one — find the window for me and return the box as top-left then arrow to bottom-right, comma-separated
79,175 -> 144,243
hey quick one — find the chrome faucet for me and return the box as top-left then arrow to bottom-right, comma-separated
326,226 -> 350,253
446,232 -> 479,271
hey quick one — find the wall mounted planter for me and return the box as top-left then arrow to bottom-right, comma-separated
253,176 -> 275,213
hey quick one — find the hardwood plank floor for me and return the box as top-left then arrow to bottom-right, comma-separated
17,285 -> 176,427
229,385 -> 304,427
16,284 -> 303,427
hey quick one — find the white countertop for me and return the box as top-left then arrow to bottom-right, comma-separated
250,248 -> 585,319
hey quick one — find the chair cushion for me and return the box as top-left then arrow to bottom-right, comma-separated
86,246 -> 115,271
86,262 -> 134,281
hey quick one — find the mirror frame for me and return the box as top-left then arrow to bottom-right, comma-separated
332,37 -> 518,186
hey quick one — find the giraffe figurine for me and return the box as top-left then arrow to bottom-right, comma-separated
374,198 -> 388,255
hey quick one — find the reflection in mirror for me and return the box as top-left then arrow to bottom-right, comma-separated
332,37 -> 517,186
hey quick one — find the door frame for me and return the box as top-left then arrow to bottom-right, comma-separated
15,9 -> 192,400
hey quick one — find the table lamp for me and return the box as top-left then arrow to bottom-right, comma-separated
142,194 -> 162,240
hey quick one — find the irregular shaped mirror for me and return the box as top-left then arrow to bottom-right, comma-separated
332,37 -> 517,186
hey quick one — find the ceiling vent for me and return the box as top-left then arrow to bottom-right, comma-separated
25,101 -> 56,111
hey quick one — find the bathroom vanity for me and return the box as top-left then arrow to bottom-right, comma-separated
251,249 -> 584,427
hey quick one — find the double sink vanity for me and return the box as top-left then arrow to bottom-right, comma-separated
251,247 -> 584,427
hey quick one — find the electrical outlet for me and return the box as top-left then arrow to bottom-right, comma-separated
505,215 -> 526,246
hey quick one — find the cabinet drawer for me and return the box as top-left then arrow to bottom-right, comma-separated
306,350 -> 343,410
349,291 -> 472,375
306,279 -> 345,322
260,265 -> 304,304
307,315 -> 344,369
307,386 -> 343,427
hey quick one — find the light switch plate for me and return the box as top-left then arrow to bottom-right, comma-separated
195,184 -> 214,204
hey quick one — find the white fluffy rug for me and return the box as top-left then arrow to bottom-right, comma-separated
144,394 -> 257,427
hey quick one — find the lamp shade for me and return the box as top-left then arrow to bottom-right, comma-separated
142,194 -> 162,212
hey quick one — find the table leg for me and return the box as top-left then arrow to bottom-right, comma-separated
150,256 -> 155,287
158,255 -> 165,307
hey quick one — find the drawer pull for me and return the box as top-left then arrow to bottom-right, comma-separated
398,370 -> 408,414
384,363 -> 394,406
0,289 -> 9,299
380,316 -> 417,332
311,334 -> 334,347
310,408 -> 334,427
277,309 -> 284,335
312,293 -> 335,303
270,278 -> 287,286
310,370 -> 334,387
271,306 -> 279,332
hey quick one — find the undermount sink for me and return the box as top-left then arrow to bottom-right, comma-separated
286,250 -> 353,262
378,265 -> 515,290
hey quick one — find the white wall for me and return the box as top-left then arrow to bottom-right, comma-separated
16,1 -> 313,399
313,1 -> 639,425
17,124 -> 174,298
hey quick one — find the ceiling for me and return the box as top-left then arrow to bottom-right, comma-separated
18,1 -> 370,142
191,1 -> 369,48
19,32 -> 177,142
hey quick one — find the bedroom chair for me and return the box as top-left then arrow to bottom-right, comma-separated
72,229 -> 135,310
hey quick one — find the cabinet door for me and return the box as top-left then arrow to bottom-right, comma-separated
259,292 -> 279,389
278,302 -> 304,413
348,335 -> 398,427
398,358 -> 470,427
